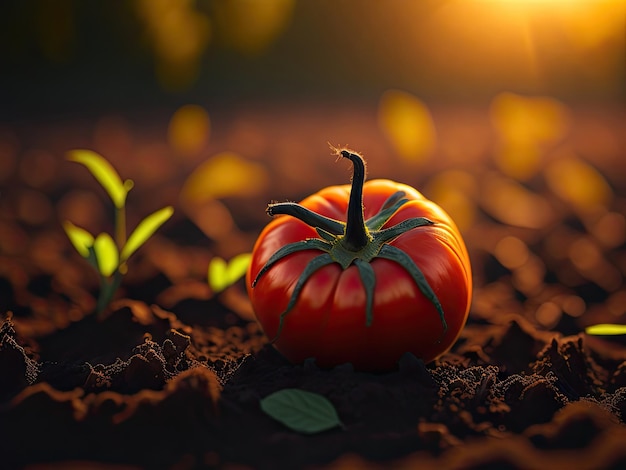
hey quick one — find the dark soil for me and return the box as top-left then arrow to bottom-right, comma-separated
1,104 -> 626,469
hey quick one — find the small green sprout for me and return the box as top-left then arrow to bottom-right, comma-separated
208,253 -> 252,294
585,324 -> 626,336
64,150 -> 174,317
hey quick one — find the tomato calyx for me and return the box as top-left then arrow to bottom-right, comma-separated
252,149 -> 446,341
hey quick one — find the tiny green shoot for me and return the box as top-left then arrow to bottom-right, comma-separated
208,253 -> 252,293
64,150 -> 173,317
260,388 -> 343,434
585,324 -> 626,336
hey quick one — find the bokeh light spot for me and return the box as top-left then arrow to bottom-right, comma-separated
378,90 -> 436,164
490,92 -> 569,180
544,153 -> 612,210
481,173 -> 553,228
181,152 -> 268,202
17,189 -> 53,226
569,237 -> 601,272
535,302 -> 562,329
512,256 -> 545,296
494,236 -> 529,270
568,236 -> 622,292
559,295 -> 586,318
168,104 -> 211,157
214,0 -> 295,55
607,290 -> 626,317
491,93 -> 569,144
425,171 -> 477,232
591,212 -> 625,249
19,150 -> 58,189
135,0 -> 211,90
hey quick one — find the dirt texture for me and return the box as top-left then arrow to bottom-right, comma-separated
1,105 -> 626,469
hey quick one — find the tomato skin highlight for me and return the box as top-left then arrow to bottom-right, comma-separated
247,176 -> 472,372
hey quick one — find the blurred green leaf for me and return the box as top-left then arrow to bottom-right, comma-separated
208,253 -> 252,293
93,233 -> 119,277
120,206 -> 174,262
260,389 -> 342,434
67,149 -> 134,209
63,221 -> 94,258
585,324 -> 626,336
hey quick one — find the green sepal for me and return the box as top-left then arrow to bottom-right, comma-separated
272,253 -> 335,343
365,192 -> 410,231
252,238 -> 331,288
381,190 -> 407,211
378,244 -> 447,334
375,217 -> 434,244
354,259 -> 376,326
316,228 -> 338,243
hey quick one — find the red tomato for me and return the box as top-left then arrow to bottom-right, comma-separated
247,150 -> 472,372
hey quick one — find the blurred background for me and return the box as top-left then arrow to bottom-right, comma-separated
1,0 -> 624,113
0,0 -> 624,335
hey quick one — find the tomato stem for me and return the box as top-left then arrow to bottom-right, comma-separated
340,150 -> 371,252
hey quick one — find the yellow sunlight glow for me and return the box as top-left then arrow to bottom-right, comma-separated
416,0 -> 624,94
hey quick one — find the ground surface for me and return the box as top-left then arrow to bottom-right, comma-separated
1,103 -> 625,469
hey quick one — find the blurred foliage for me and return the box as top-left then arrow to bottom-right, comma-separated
134,0 -> 293,89
135,0 -> 212,90
208,253 -> 251,294
586,324 -> 626,336
0,0 -> 623,117
210,0 -> 294,55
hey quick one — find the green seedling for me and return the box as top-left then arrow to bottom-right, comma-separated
585,324 -> 626,336
64,150 -> 174,317
208,253 -> 251,294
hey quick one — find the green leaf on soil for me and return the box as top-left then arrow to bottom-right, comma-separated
93,233 -> 119,277
208,253 -> 252,293
260,389 -> 342,434
63,221 -> 95,258
585,324 -> 626,335
120,206 -> 174,262
67,149 -> 134,209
